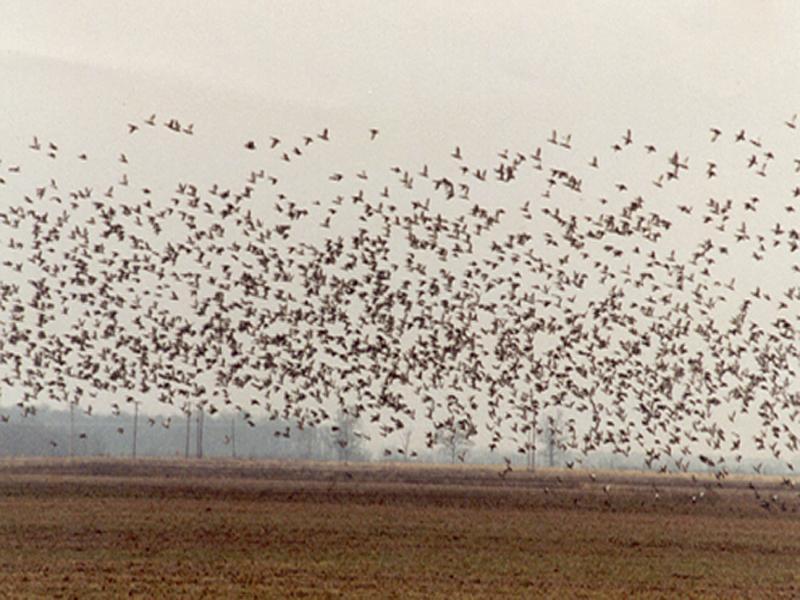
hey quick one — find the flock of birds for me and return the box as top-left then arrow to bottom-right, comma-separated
1,112 -> 800,499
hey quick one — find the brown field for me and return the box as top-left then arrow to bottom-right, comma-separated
0,459 -> 798,598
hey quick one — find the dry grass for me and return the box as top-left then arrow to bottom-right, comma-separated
0,458 -> 797,598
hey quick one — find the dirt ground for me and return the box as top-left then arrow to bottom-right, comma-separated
0,458 -> 797,598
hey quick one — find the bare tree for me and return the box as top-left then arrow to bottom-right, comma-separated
435,418 -> 476,464
399,427 -> 414,461
329,408 -> 364,464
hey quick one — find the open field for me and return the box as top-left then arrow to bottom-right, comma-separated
0,459 -> 798,598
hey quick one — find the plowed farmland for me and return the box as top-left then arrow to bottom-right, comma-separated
0,459 -> 797,598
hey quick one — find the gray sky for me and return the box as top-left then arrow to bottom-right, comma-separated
2,2 -> 800,145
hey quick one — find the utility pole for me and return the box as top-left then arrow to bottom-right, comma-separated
527,399 -> 537,472
69,402 -> 75,458
528,422 -> 535,472
184,404 -> 192,459
132,401 -> 139,459
231,416 -> 236,459
196,404 -> 204,459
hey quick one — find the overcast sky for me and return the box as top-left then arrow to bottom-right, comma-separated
2,2 -> 800,146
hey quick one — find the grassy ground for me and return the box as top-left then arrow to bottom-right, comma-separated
0,458 -> 797,598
